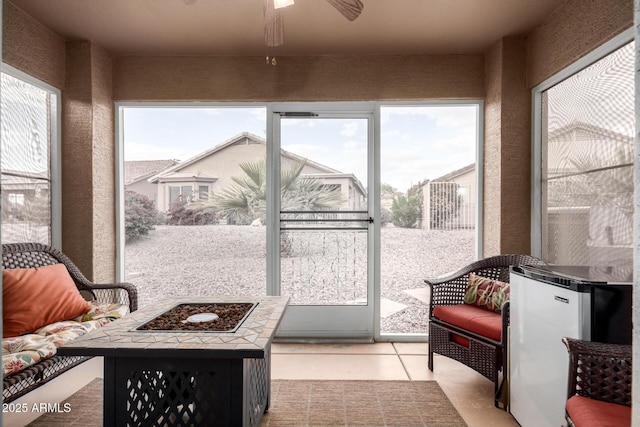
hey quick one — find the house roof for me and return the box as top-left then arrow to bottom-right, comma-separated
547,121 -> 634,143
124,159 -> 178,185
148,132 -> 341,183
433,163 -> 475,182
1,169 -> 49,188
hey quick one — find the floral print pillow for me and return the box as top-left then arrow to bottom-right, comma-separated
463,273 -> 510,313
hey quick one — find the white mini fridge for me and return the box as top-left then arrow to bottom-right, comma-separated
509,265 -> 631,427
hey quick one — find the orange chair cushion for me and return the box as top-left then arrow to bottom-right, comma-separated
432,304 -> 502,341
3,264 -> 91,337
566,395 -> 631,427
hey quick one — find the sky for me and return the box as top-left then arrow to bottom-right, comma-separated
123,105 -> 478,193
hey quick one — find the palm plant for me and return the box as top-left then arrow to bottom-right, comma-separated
205,158 -> 343,224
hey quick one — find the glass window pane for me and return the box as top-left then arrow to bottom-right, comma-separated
169,186 -> 180,205
123,107 -> 267,308
198,185 -> 208,200
1,73 -> 54,245
541,41 -> 634,268
380,105 -> 478,334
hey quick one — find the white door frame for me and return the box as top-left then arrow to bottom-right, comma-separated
268,102 -> 377,340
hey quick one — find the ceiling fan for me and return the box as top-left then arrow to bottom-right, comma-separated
264,0 -> 364,47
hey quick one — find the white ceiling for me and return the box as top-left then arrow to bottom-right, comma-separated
9,0 -> 566,56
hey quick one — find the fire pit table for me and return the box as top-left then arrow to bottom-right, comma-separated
59,296 -> 289,427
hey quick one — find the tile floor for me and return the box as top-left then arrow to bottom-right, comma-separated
5,343 -> 519,427
270,343 -> 518,427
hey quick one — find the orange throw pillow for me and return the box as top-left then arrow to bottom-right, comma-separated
3,264 -> 91,338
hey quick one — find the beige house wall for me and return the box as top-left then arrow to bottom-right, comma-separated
156,140 -> 266,212
155,138 -> 360,212
125,180 -> 159,205
451,169 -> 477,229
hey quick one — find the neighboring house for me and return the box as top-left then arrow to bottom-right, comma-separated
544,121 -> 633,265
1,169 -> 49,221
421,163 -> 476,230
124,159 -> 179,204
148,132 -> 367,212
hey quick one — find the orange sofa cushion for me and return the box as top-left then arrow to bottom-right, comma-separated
432,304 -> 502,342
3,264 -> 91,338
566,395 -> 631,427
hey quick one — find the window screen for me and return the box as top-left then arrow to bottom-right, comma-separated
540,41 -> 634,268
1,72 -> 57,245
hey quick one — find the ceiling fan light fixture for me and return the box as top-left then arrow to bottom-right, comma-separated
274,0 -> 295,9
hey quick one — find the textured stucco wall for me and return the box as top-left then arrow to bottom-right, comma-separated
90,44 -> 115,282
483,37 -> 530,257
483,41 -> 503,256
2,1 -> 64,88
526,0 -> 633,88
61,41 -> 115,282
62,42 -> 96,278
498,38 -> 531,254
113,54 -> 485,101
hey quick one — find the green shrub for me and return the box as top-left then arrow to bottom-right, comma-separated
124,191 -> 163,242
379,207 -> 392,226
391,194 -> 421,228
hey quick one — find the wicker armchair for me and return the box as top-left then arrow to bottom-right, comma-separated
563,337 -> 632,427
2,242 -> 138,402
425,254 -> 545,407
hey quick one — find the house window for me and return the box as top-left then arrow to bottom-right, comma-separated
537,39 -> 634,267
169,185 -> 193,206
198,185 -> 209,200
1,68 -> 60,245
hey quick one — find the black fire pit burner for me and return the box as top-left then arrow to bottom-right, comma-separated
136,302 -> 257,332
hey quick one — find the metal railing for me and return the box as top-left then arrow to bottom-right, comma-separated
280,210 -> 368,305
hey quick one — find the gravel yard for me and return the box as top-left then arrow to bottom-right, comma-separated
125,225 -> 475,334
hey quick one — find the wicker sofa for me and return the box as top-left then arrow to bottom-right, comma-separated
2,243 -> 138,402
425,254 -> 545,408
563,337 -> 632,427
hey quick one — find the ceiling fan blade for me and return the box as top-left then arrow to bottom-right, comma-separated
264,0 -> 284,47
325,0 -> 364,21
